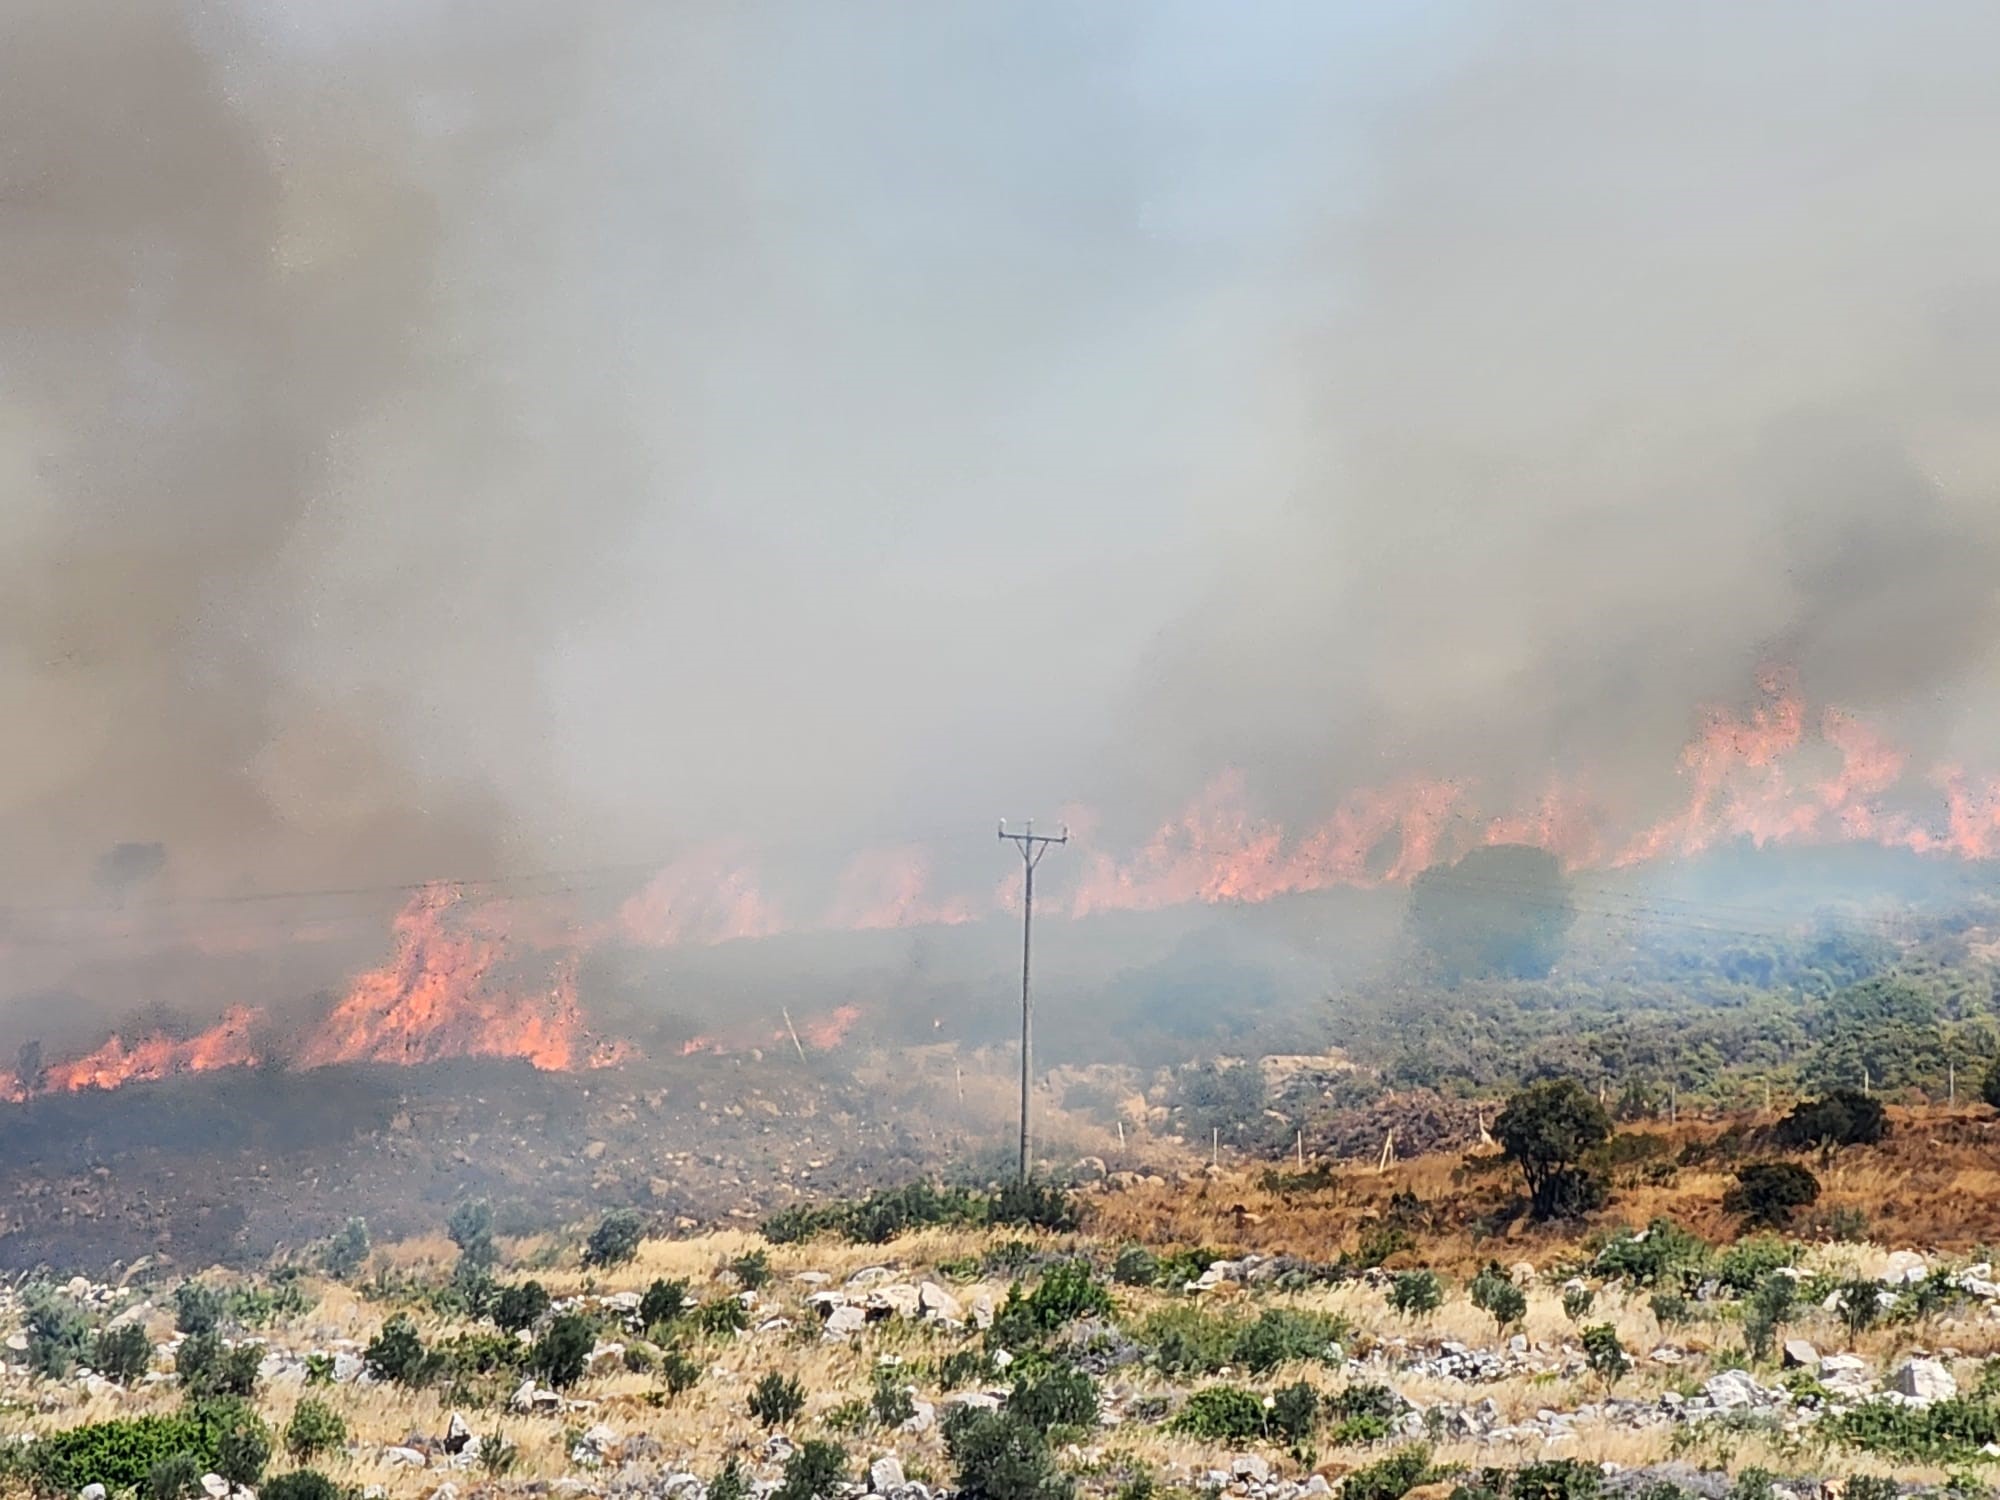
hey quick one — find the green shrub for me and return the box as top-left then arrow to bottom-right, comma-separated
1469,1264 -> 1527,1330
1580,1325 -> 1628,1387
1713,1236 -> 1795,1293
148,1452 -> 204,1500
1649,1291 -> 1692,1327
25,1415 -> 214,1494
284,1398 -> 348,1463
263,1471 -> 340,1500
24,1285 -> 92,1379
493,1280 -> 551,1333
1509,1459 -> 1603,1500
1592,1219 -> 1708,1288
447,1198 -> 497,1269
530,1312 -> 594,1389
695,1298 -> 749,1337
177,1333 -> 261,1398
434,1329 -> 526,1379
711,1456 -> 749,1500
1560,1285 -> 1595,1323
1009,1365 -> 1099,1432
480,1430 -> 521,1477
320,1218 -> 371,1280
729,1250 -> 772,1290
989,1262 -> 1113,1350
659,1345 -> 702,1396
1725,1162 -> 1821,1228
364,1314 -> 433,1385
1826,1394 -> 2000,1462
1389,1270 -> 1444,1318
1343,1446 -> 1434,1500
1776,1089 -> 1885,1151
873,1368 -> 917,1428
1169,1385 -> 1268,1443
1269,1380 -> 1319,1455
641,1277 -> 691,1330
944,1406 -> 1075,1500
1328,1382 -> 1400,1445
1112,1246 -> 1159,1287
989,1178 -> 1080,1233
583,1208 -> 645,1268
1835,1277 -> 1886,1338
750,1371 -> 807,1428
175,1282 -> 227,1337
91,1323 -> 151,1385
1235,1307 -> 1350,1373
215,1417 -> 272,1488
774,1438 -> 847,1500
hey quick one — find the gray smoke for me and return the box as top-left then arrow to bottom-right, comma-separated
5,0 -> 2000,944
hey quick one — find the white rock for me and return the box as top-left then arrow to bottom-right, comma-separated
867,1285 -> 921,1319
901,1401 -> 936,1434
870,1457 -> 906,1492
1702,1370 -> 1766,1411
509,1377 -> 538,1411
1882,1251 -> 1928,1286
380,1448 -> 427,1469
917,1282 -> 963,1323
825,1305 -> 867,1338
81,1485 -> 108,1500
1892,1358 -> 1957,1404
848,1266 -> 893,1286
1782,1339 -> 1819,1369
1232,1457 -> 1271,1483
201,1475 -> 231,1498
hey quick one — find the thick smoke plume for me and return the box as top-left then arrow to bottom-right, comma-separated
5,2 -> 2000,974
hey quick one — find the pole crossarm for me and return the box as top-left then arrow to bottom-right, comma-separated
998,819 -> 1067,1182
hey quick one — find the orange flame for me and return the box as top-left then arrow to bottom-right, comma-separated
618,848 -> 782,948
294,886 -> 615,1072
825,848 -> 973,931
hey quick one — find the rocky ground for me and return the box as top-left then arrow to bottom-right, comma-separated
6,1155 -> 2000,1500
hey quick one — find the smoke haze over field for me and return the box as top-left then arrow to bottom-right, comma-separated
6,1 -> 2000,917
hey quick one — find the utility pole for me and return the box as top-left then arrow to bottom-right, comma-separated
999,819 -> 1067,1181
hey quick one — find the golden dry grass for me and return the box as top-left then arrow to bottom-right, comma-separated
17,1103 -> 2000,1495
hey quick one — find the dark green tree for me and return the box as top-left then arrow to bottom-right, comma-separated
1493,1079 -> 1612,1219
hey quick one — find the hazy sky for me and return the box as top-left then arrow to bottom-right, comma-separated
5,1 -> 1999,907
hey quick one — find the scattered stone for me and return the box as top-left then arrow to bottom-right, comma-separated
1882,1250 -> 1928,1286
1232,1456 -> 1272,1484
825,1305 -> 867,1338
1700,1370 -> 1768,1411
917,1282 -> 963,1323
81,1485 -> 107,1500
381,1447 -> 428,1469
870,1456 -> 907,1492
444,1412 -> 472,1455
1781,1340 -> 1819,1370
200,1475 -> 230,1499
1891,1358 -> 1957,1404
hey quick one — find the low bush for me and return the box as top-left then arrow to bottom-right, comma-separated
364,1314 -> 434,1385
1169,1385 -> 1268,1443
529,1312 -> 594,1389
640,1277 -> 690,1330
774,1439 -> 848,1500
263,1471 -> 340,1500
1470,1264 -> 1527,1329
493,1280 -> 551,1333
583,1208 -> 645,1268
91,1324 -> 152,1385
23,1415 -> 216,1494
1776,1089 -> 1885,1151
284,1398 -> 348,1463
1009,1365 -> 1099,1432
1343,1446 -> 1435,1500
944,1407 -> 1075,1500
1389,1270 -> 1444,1318
750,1371 -> 807,1428
1725,1162 -> 1821,1228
